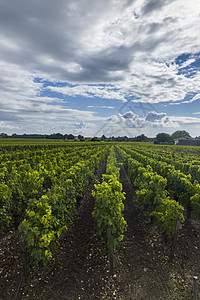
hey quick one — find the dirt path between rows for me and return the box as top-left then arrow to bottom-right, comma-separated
114,151 -> 200,300
1,151 -> 200,299
112,152 -> 171,299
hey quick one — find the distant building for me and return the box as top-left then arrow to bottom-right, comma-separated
174,137 -> 200,146
173,137 -> 188,145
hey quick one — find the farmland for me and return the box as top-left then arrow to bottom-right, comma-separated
1,140 -> 200,299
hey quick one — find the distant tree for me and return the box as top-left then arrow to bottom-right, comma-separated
115,136 -> 128,141
123,136 -> 128,141
156,133 -> 171,143
67,134 -> 75,140
78,134 -> 84,141
171,130 -> 191,140
0,133 -> 8,138
48,133 -> 64,139
134,134 -> 148,142
101,134 -> 107,140
91,137 -> 101,141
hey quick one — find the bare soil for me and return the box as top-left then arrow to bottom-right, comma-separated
1,153 -> 200,299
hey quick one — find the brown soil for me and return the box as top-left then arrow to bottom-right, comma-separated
1,153 -> 200,299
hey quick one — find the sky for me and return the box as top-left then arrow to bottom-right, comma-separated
0,0 -> 200,138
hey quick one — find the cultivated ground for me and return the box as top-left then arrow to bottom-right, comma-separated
1,153 -> 200,299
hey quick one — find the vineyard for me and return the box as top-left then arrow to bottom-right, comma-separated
1,140 -> 200,299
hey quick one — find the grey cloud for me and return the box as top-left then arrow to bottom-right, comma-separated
147,22 -> 163,34
0,0 -> 139,84
122,111 -> 137,119
74,45 -> 133,83
0,111 -> 21,122
142,0 -> 175,15
0,1 -> 86,77
145,111 -> 166,122
0,0 -> 198,88
74,121 -> 86,129
123,0 -> 136,9
163,16 -> 178,24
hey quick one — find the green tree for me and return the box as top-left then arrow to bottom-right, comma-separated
101,135 -> 107,140
156,133 -> 171,143
78,135 -> 84,141
171,130 -> 191,140
91,137 -> 101,141
67,134 -> 74,140
134,134 -> 148,142
0,133 -> 8,138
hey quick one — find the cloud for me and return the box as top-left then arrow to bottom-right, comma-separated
145,111 -> 166,122
1,1 -> 200,91
46,84 -> 126,101
106,110 -> 178,129
170,116 -> 200,124
74,121 -> 86,129
184,93 -> 200,103
0,121 -> 19,130
1,0 -> 200,135
142,0 -> 175,15
100,106 -> 114,109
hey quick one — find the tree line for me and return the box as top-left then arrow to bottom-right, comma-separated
0,130 -> 192,143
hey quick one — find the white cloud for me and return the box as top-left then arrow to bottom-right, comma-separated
0,121 -> 19,130
74,121 -> 86,129
179,58 -> 196,69
100,106 -> 114,109
187,93 -> 200,103
106,110 -> 178,128
87,105 -> 114,109
170,116 -> 200,124
47,85 -> 126,101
